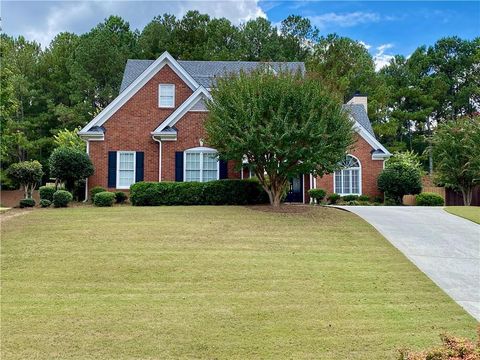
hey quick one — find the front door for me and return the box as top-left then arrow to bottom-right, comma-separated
285,176 -> 303,203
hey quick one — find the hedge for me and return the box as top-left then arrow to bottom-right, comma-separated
53,190 -> 73,208
114,191 -> 128,204
19,198 -> 36,208
130,180 -> 269,206
39,186 -> 56,201
94,191 -> 116,207
308,188 -> 326,203
416,192 -> 444,206
40,199 -> 52,208
90,186 -> 106,200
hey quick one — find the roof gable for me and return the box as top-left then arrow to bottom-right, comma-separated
79,52 -> 199,136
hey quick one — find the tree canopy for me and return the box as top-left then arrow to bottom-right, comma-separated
0,11 -> 478,189
205,69 -> 354,206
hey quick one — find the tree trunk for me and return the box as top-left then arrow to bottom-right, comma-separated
461,187 -> 473,206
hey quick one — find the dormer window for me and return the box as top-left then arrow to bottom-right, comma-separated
159,84 -> 175,108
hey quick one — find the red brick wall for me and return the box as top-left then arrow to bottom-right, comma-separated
88,64 -> 194,190
315,134 -> 385,197
88,64 -> 240,190
160,112 -> 241,181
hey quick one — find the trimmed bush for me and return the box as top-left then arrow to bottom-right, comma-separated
341,194 -> 359,202
308,188 -> 326,203
94,191 -> 116,207
130,179 -> 268,206
39,186 -> 56,201
114,191 -> 128,204
327,193 -> 341,204
40,199 -> 52,208
358,195 -> 370,202
90,186 -> 106,200
19,198 -> 36,208
415,192 -> 444,206
53,190 -> 73,208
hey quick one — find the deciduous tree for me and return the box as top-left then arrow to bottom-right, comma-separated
205,69 -> 354,207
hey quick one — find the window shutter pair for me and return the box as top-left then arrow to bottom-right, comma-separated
107,151 -> 144,187
174,152 -> 228,182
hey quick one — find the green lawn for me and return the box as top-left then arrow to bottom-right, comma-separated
1,206 -> 476,359
445,206 -> 480,224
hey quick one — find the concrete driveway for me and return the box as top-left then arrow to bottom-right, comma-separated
338,206 -> 480,320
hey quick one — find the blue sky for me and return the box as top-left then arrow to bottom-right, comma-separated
2,1 -> 479,69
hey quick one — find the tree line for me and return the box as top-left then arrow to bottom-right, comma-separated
1,11 -> 479,186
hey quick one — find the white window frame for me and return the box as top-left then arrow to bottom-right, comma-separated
158,84 -> 175,108
116,151 -> 136,189
333,154 -> 362,195
184,147 -> 219,182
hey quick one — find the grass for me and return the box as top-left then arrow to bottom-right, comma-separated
445,206 -> 480,224
1,206 -> 476,359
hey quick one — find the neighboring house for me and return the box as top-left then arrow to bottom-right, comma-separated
79,51 -> 391,203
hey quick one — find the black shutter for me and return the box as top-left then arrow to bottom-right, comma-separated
175,152 -> 184,182
108,151 -> 117,188
219,160 -> 228,179
135,152 -> 144,182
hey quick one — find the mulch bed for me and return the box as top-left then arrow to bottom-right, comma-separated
245,204 -> 312,213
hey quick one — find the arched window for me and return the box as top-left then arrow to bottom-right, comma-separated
334,155 -> 361,195
184,147 -> 219,182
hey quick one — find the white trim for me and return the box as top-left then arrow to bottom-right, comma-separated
116,151 -> 136,189
153,138 -> 162,181
183,147 -> 219,182
79,51 -> 199,134
352,119 -> 391,158
333,154 -> 362,196
152,86 -> 211,135
158,84 -> 175,108
83,140 -> 90,202
302,174 -> 305,204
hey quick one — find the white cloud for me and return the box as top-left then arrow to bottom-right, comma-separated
373,43 -> 395,71
308,11 -> 380,30
6,0 -> 266,48
358,40 -> 371,50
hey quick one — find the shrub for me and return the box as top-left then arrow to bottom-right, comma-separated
40,199 -> 52,208
308,188 -> 326,203
114,191 -> 128,204
378,160 -> 422,205
341,194 -> 359,202
53,190 -> 73,208
49,147 -> 94,192
327,193 -> 341,204
415,193 -> 444,206
397,330 -> 479,360
372,195 -> 383,204
6,160 -> 43,198
94,191 -> 116,207
358,195 -> 370,202
130,180 -> 268,206
39,186 -> 56,201
19,198 -> 36,208
90,186 -> 106,200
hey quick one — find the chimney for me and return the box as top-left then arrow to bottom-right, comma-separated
347,91 -> 368,114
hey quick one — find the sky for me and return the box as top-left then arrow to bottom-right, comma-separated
2,1 -> 479,70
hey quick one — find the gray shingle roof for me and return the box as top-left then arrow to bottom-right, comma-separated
119,59 -> 306,93
118,59 -> 375,138
342,104 -> 375,138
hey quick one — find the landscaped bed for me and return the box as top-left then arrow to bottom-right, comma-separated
445,206 -> 480,224
1,206 -> 476,359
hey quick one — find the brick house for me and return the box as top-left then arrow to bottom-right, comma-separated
78,51 -> 391,203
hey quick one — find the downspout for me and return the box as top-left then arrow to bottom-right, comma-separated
153,137 -> 162,182
82,139 -> 89,202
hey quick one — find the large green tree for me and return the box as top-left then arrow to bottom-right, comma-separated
432,116 -> 480,206
205,69 -> 354,207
